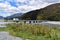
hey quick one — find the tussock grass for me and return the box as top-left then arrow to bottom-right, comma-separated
6,23 -> 60,40
0,27 -> 6,31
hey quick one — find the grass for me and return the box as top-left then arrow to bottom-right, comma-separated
6,23 -> 60,40
0,27 -> 6,31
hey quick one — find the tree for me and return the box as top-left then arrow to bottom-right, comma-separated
37,16 -> 43,20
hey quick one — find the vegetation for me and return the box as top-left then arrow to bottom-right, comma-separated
20,3 -> 60,21
6,23 -> 60,40
0,27 -> 6,31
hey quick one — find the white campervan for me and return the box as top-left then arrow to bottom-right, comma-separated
13,18 -> 19,22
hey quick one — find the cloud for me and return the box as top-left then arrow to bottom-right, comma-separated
14,0 -> 50,13
0,2 -> 20,17
0,0 -> 60,17
42,0 -> 60,3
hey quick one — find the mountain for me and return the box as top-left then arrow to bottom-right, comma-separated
5,13 -> 22,19
20,3 -> 60,21
0,16 -> 4,20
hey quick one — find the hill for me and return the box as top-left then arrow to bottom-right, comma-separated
20,3 -> 60,21
5,13 -> 22,19
0,16 -> 4,20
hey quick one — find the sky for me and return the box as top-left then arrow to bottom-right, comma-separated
0,0 -> 60,17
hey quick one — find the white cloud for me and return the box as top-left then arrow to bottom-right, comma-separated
16,0 -> 50,13
42,0 -> 60,3
0,2 -> 20,17
19,0 -> 52,13
0,0 -> 60,17
16,0 -> 26,3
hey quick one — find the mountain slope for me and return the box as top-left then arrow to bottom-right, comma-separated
5,13 -> 22,19
20,3 -> 60,21
0,16 -> 4,19
20,10 -> 40,20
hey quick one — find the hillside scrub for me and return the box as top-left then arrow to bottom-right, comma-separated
6,23 -> 60,40
20,3 -> 60,21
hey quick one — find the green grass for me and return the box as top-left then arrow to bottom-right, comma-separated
6,23 -> 60,40
0,27 -> 6,31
